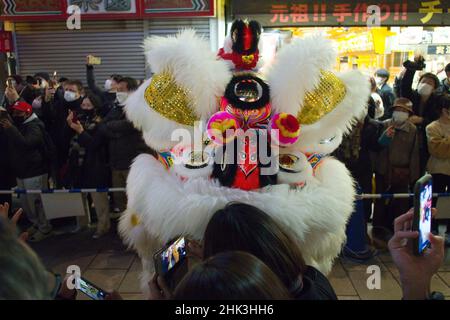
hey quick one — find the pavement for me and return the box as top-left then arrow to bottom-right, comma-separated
29,221 -> 450,300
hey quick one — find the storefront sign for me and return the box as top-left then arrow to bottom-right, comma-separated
427,44 -> 450,55
231,0 -> 450,26
66,0 -> 139,19
143,0 -> 214,17
0,0 -> 214,20
0,30 -> 13,52
0,0 -> 65,20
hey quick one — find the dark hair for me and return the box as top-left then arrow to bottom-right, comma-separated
34,72 -> 50,82
367,96 -> 376,119
65,80 -> 83,92
0,217 -> 50,299
369,77 -> 376,92
58,77 -> 68,83
110,74 -> 123,83
82,89 -> 103,111
419,72 -> 440,89
437,94 -> 450,115
174,251 -> 291,300
445,63 -> 450,73
230,19 -> 261,54
119,77 -> 138,91
26,75 -> 37,85
203,203 -> 307,292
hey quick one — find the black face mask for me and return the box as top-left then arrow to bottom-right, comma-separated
81,109 -> 95,117
78,109 -> 96,123
12,116 -> 26,126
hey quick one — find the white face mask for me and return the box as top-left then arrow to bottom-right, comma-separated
104,79 -> 113,91
64,91 -> 78,102
392,111 -> 409,124
375,77 -> 385,86
116,92 -> 129,105
417,83 -> 433,97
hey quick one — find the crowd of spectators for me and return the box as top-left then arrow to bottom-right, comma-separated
0,57 -> 153,241
335,57 -> 450,250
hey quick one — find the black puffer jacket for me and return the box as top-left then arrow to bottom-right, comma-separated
4,114 -> 47,179
100,104 -> 152,170
66,115 -> 110,188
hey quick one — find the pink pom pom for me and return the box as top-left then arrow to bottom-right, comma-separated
207,111 -> 240,145
269,113 -> 301,146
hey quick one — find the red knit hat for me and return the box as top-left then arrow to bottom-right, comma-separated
12,101 -> 32,114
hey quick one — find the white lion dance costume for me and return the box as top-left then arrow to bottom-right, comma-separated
119,20 -> 370,294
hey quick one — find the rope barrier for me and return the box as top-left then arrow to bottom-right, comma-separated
359,193 -> 450,199
1,188 -> 450,198
0,188 -> 126,194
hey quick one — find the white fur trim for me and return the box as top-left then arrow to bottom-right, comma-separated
124,153 -> 355,275
266,36 -> 336,116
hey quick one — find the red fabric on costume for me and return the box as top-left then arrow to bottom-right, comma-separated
232,166 -> 260,191
217,48 -> 259,70
231,135 -> 260,191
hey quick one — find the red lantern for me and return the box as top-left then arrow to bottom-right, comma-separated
0,31 -> 14,53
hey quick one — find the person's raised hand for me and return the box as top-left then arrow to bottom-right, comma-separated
0,202 -> 27,241
67,111 -> 84,134
409,115 -> 423,125
386,126 -> 395,138
86,55 -> 93,66
0,118 -> 12,129
187,240 -> 203,260
148,273 -> 172,300
388,209 -> 445,300
5,86 -> 19,103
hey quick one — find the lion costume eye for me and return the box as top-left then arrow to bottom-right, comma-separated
183,151 -> 210,169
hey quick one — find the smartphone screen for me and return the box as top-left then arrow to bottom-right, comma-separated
78,277 -> 107,300
157,237 -> 187,275
418,180 -> 432,254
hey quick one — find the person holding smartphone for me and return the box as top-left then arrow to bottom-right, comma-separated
388,209 -> 445,299
400,54 -> 441,174
0,101 -> 52,242
2,75 -> 36,111
425,94 -> 450,246
85,55 -> 122,117
66,91 -> 111,239
373,98 -> 421,247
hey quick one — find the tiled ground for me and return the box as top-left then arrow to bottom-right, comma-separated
30,222 -> 450,300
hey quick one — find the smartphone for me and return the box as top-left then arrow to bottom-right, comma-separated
77,277 -> 107,300
6,78 -> 13,88
88,55 -> 102,65
413,174 -> 433,256
72,111 -> 79,123
153,237 -> 188,276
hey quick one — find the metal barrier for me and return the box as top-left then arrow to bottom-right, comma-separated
0,188 -> 126,194
359,193 -> 450,199
1,188 -> 450,198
